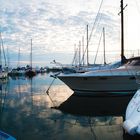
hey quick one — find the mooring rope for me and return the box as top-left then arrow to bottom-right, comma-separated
45,72 -> 61,107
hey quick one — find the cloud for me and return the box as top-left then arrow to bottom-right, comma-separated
1,0 -> 139,66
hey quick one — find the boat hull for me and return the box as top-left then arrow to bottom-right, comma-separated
58,75 -> 139,96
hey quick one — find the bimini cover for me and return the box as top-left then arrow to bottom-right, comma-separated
123,89 -> 140,135
0,130 -> 16,140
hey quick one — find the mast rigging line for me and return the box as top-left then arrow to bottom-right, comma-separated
0,32 -> 7,66
72,47 -> 79,66
80,0 -> 104,65
94,29 -> 103,64
88,0 -> 104,44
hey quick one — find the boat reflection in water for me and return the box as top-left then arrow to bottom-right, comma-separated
57,93 -> 133,116
0,73 -> 140,140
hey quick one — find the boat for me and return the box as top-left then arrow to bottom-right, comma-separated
58,56 -> 140,95
123,88 -> 140,135
25,68 -> 36,77
61,60 -> 122,74
57,0 -> 140,96
25,39 -> 36,77
8,67 -> 25,77
0,130 -> 16,140
8,47 -> 25,77
0,32 -> 8,81
0,68 -> 8,80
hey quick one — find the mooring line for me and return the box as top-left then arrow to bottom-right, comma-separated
45,72 -> 61,107
45,79 -> 56,107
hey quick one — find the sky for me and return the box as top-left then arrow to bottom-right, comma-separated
0,0 -> 140,68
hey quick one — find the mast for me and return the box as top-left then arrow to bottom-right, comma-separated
121,0 -> 124,64
103,27 -> 106,65
79,41 -> 81,67
17,47 -> 20,67
30,39 -> 32,70
86,24 -> 89,66
82,36 -> 84,66
0,33 -> 2,67
0,32 -> 6,67
120,0 -> 127,64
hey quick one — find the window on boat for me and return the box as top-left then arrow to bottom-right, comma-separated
125,59 -> 140,66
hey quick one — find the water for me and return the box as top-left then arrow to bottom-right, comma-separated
0,73 -> 140,140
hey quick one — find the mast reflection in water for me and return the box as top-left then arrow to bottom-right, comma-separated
0,73 -> 139,140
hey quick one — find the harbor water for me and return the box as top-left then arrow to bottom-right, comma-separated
0,73 -> 140,140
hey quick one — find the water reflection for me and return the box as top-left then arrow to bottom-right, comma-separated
57,94 -> 133,116
0,73 -> 140,139
0,82 -> 8,115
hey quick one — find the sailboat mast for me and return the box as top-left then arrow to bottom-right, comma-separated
79,41 -> 81,67
121,0 -> 124,64
0,33 -> 2,66
103,27 -> 106,65
82,36 -> 84,66
120,0 -> 127,63
30,39 -> 32,69
86,24 -> 89,66
0,32 -> 7,67
17,47 -> 20,67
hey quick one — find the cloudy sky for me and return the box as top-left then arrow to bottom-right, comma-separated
0,0 -> 140,67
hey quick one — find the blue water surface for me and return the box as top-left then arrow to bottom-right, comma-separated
0,73 -> 139,140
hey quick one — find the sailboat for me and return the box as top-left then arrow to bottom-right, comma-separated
25,39 -> 36,77
0,32 -> 8,81
60,27 -> 117,74
8,47 -> 25,77
57,0 -> 140,96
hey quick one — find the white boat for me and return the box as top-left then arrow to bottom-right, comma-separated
0,71 -> 8,79
57,0 -> 140,96
0,66 -> 8,80
58,56 -> 140,95
0,72 -> 8,82
78,60 -> 122,72
0,32 -> 8,81
123,89 -> 140,135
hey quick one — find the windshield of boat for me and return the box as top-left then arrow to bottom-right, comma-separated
124,59 -> 140,66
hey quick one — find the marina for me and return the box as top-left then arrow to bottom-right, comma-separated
0,73 -> 139,139
1,0 -> 140,139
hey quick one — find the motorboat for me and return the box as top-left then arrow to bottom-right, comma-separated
57,56 -> 140,95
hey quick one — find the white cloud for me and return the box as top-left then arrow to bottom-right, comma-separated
0,0 -> 140,66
